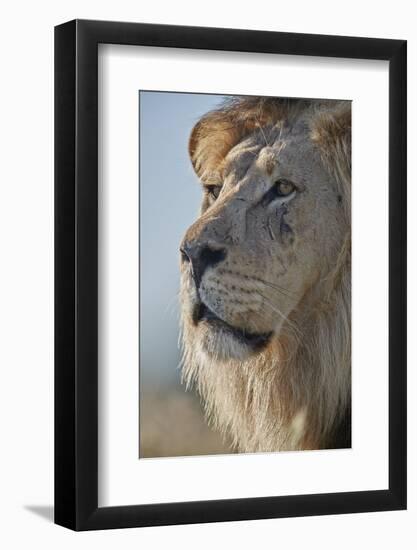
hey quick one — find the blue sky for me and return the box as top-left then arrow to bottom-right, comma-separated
139,91 -> 228,385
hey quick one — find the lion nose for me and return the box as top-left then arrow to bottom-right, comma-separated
180,243 -> 227,288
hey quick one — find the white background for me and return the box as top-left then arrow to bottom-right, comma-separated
0,0 -> 415,548
99,46 -> 389,506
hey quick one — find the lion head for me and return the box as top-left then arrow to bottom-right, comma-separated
180,97 -> 351,452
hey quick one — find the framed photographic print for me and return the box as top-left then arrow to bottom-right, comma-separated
55,19 -> 407,530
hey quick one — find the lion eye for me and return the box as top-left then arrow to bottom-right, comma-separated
274,179 -> 296,197
206,185 -> 221,200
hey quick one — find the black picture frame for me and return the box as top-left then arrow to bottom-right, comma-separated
55,19 -> 407,531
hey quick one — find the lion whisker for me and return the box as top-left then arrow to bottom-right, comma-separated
254,290 -> 303,340
163,291 -> 180,318
257,121 -> 270,147
251,277 -> 297,300
261,280 -> 298,298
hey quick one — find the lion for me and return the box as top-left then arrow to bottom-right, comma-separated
179,96 -> 351,452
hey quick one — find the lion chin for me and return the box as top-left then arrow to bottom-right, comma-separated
194,301 -> 272,362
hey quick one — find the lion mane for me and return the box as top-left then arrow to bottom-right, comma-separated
180,97 -> 351,452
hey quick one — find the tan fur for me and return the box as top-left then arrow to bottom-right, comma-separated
180,97 -> 351,452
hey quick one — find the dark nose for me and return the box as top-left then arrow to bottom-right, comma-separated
180,243 -> 227,288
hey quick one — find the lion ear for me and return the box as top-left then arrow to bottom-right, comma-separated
188,111 -> 243,183
310,103 -> 351,187
188,118 -> 207,178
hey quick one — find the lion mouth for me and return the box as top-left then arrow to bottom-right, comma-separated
194,302 -> 272,350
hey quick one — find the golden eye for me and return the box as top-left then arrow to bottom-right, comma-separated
274,178 -> 295,197
206,185 -> 221,200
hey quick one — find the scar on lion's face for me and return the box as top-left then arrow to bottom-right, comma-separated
180,103 -> 349,358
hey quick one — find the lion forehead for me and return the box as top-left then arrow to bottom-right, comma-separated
223,142 -> 261,181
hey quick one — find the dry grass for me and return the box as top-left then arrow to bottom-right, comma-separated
140,387 -> 234,458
